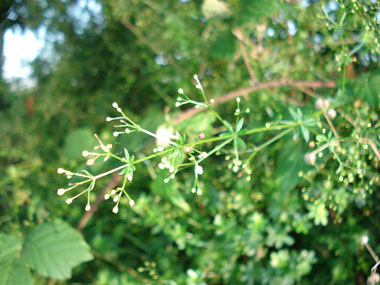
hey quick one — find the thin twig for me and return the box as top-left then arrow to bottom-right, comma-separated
77,174 -> 122,231
233,28 -> 258,84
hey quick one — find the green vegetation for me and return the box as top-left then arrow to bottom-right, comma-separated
1,0 -> 380,284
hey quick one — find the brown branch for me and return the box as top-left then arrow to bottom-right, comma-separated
77,174 -> 122,231
233,28 -> 258,84
174,80 -> 336,124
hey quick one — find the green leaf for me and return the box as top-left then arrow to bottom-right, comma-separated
20,222 -> 93,280
211,29 -> 236,59
301,125 -> 310,143
234,0 -> 284,25
0,233 -> 22,262
236,118 -> 244,132
151,171 -> 191,213
236,137 -> 246,149
0,234 -> 32,285
0,260 -> 33,285
62,128 -> 98,160
352,70 -> 380,107
223,120 -> 234,133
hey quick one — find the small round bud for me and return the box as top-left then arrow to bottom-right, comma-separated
82,150 -> 89,157
113,131 -> 119,137
361,235 -> 369,245
178,88 -> 184,94
184,146 -> 192,154
191,187 -> 196,193
112,206 -> 119,213
125,128 -> 130,134
236,97 -> 241,103
197,188 -> 202,195
112,102 -> 118,108
85,204 -> 91,211
196,165 -> 203,175
106,117 -> 112,122
304,152 -> 316,164
113,196 -> 118,203
57,188 -> 65,196
175,102 -> 181,107
57,168 -> 65,174
104,194 -> 110,200
169,167 -> 175,173
315,98 -> 330,110
129,200 -> 135,207
327,109 -> 337,119
66,198 -> 73,204
86,158 -> 95,166
198,133 -> 205,140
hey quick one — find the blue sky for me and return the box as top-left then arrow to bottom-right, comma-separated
3,27 -> 45,80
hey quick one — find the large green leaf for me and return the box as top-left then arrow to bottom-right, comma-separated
62,128 -> 98,160
20,222 -> 93,280
234,0 -> 284,25
352,69 -> 380,107
0,261 -> 33,285
0,234 -> 32,285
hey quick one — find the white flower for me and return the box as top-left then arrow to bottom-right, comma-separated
304,152 -> 316,164
196,165 -> 203,175
57,188 -> 65,196
57,168 -> 65,174
129,200 -> 135,207
178,88 -> 184,94
112,102 -> 119,108
191,188 -> 196,193
104,194 -> 110,200
327,109 -> 337,119
112,206 -> 119,213
197,188 -> 203,195
236,97 -> 241,103
361,235 -> 369,245
66,198 -> 73,204
156,125 -> 174,147
125,128 -> 130,134
113,131 -> 119,137
113,196 -> 118,203
315,98 -> 330,110
82,150 -> 89,157
127,173 -> 133,182
85,204 -> 91,211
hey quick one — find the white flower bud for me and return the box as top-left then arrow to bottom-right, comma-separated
104,194 -> 110,200
125,128 -> 130,134
85,204 -> 91,211
327,109 -> 337,119
196,165 -> 203,175
66,198 -> 73,204
210,98 -> 215,104
113,131 -> 119,137
236,97 -> 241,103
178,88 -> 184,94
304,152 -> 316,164
315,98 -> 330,110
112,206 -> 119,213
57,168 -> 65,174
129,200 -> 135,207
191,188 -> 196,193
82,150 -> 89,157
113,196 -> 118,203
361,235 -> 369,245
112,102 -> 118,108
106,117 -> 112,121
57,188 -> 65,196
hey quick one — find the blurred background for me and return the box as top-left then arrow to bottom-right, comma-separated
1,0 -> 380,284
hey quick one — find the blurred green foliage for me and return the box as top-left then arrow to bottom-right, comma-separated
0,0 -> 380,284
